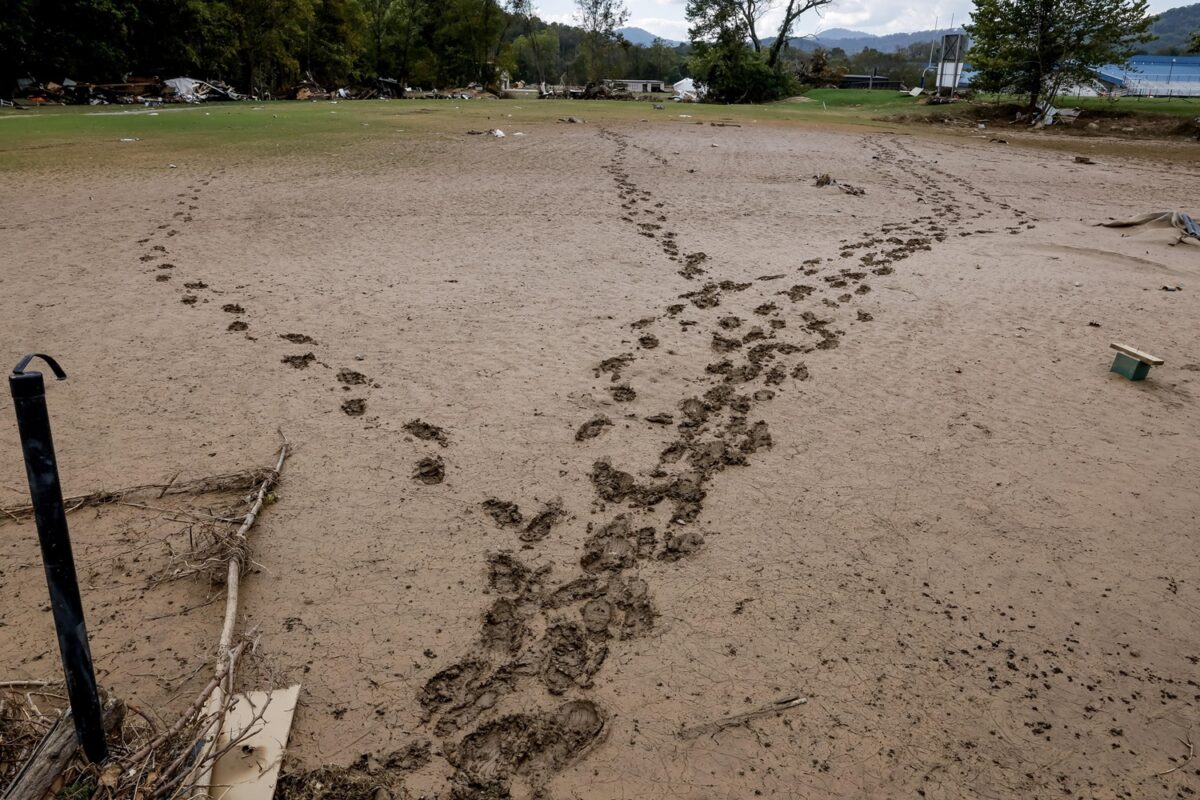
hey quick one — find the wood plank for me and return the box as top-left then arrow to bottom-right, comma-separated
1110,343 -> 1164,366
208,685 -> 301,800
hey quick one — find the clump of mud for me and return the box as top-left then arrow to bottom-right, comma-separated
227,320 -> 248,332
446,700 -> 606,800
414,456 -> 445,484
283,353 -> 316,369
222,303 -> 245,314
404,419 -> 449,447
482,498 -> 523,528
575,415 -> 612,441
337,369 -> 368,385
276,741 -> 430,800
342,398 -> 367,416
609,385 -> 636,402
521,501 -> 565,543
280,333 -> 317,344
594,353 -> 634,382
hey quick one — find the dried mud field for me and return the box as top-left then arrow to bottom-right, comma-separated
2,106 -> 1199,799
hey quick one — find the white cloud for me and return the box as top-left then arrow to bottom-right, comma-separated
535,0 -> 1185,39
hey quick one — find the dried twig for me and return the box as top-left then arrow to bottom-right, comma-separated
2,442 -> 291,800
677,695 -> 807,741
0,468 -> 274,521
0,680 -> 53,689
125,642 -> 246,767
1157,734 -> 1194,776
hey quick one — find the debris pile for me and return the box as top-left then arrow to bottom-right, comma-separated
13,75 -> 241,105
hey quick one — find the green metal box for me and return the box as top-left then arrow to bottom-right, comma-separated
1110,351 -> 1150,381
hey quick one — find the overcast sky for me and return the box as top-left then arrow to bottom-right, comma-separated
533,0 -> 1183,42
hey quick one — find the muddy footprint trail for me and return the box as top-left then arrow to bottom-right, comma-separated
134,172 -> 449,480
416,130 -> 1036,798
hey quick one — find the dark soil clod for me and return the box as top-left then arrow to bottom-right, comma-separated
283,353 -> 316,369
414,455 -> 445,484
404,419 -> 449,447
575,415 -> 613,441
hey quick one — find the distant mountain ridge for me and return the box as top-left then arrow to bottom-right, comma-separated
619,3 -> 1198,55
813,28 -> 874,41
769,27 -> 965,55
618,27 -> 683,47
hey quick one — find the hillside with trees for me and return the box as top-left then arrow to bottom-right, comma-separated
1145,2 -> 1200,52
0,0 -> 691,99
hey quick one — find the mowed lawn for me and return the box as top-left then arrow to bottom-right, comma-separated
0,90 -> 943,171
1,89 -> 1193,172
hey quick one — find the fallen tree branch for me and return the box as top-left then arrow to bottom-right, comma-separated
124,642 -> 246,768
191,435 -> 289,796
0,468 -> 274,521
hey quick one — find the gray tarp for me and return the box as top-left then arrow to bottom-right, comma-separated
1101,211 -> 1200,241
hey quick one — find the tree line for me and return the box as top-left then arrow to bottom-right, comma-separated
1,0 -> 692,97
3,0 -> 1195,104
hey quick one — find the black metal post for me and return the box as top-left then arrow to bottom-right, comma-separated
8,354 -> 107,764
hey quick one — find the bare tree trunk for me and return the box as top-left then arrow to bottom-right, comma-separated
737,1 -> 762,52
767,0 -> 828,68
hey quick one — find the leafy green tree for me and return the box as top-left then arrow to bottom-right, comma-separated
225,0 -> 314,94
362,0 -> 396,76
128,0 -> 238,78
1189,30 -> 1200,53
645,38 -> 682,81
303,0 -> 366,85
574,0 -> 628,82
391,0 -> 430,87
686,0 -> 795,102
0,0 -> 687,97
429,0 -> 512,86
30,0 -> 138,81
966,0 -> 1154,108
686,0 -> 805,101
0,0 -> 37,92
688,0 -> 831,69
512,27 -> 560,83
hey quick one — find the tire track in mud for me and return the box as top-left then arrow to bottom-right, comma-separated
415,130 -> 1034,798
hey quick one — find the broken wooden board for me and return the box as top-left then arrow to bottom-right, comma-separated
1110,342 -> 1164,366
209,685 -> 300,800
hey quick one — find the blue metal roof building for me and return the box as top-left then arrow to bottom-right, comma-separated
1095,55 -> 1200,96
958,55 -> 1200,96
